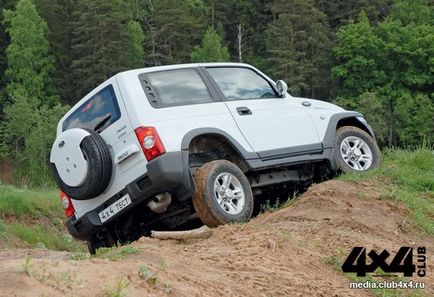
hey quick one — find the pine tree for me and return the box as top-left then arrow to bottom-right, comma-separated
314,0 -> 392,29
35,0 -> 76,105
70,0 -> 138,100
265,0 -> 332,99
191,27 -> 230,62
154,0 -> 207,64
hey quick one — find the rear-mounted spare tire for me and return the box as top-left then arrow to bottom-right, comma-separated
50,128 -> 112,200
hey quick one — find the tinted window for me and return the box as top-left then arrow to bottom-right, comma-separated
63,85 -> 121,132
207,67 -> 278,100
146,69 -> 212,106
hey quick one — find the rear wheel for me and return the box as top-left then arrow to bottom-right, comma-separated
192,160 -> 254,227
334,126 -> 381,172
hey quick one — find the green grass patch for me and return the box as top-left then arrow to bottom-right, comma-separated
7,223 -> 84,252
0,185 -> 60,219
0,184 -> 85,252
0,219 -> 7,241
95,246 -> 139,261
340,148 -> 434,235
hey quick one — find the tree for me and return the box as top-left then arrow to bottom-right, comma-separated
0,0 -> 18,118
3,0 -> 57,106
70,0 -> 142,100
1,0 -> 65,185
314,0 -> 392,29
265,0 -> 332,99
34,0 -> 76,105
153,0 -> 207,64
332,11 -> 385,97
332,1 -> 434,146
191,27 -> 229,62
126,20 -> 146,68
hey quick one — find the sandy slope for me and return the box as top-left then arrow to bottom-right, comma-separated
0,180 -> 432,297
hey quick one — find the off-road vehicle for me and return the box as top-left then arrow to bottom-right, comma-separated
50,63 -> 381,253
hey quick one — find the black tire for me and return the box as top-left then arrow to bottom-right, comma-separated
52,128 -> 112,200
333,126 -> 381,173
192,160 -> 254,227
87,239 -> 109,255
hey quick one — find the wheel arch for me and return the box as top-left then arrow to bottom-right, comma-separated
181,128 -> 258,171
322,112 -> 375,149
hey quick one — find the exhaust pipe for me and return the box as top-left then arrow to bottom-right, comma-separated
147,192 -> 171,214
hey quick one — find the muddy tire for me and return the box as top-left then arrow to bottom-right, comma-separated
52,128 -> 112,200
333,126 -> 381,173
192,160 -> 254,227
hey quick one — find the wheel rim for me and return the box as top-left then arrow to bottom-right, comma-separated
213,172 -> 246,215
340,136 -> 373,171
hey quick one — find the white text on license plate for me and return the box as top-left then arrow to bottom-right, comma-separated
98,194 -> 132,223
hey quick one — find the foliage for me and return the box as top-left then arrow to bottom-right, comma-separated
3,0 -> 57,105
126,20 -> 145,67
153,0 -> 208,65
265,0 -> 332,99
70,0 -> 135,100
0,0 -> 67,186
191,27 -> 230,62
332,1 -> 434,147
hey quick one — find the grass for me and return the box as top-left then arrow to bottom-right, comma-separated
106,276 -> 129,297
6,223 -> 84,251
22,255 -> 32,277
0,185 -> 60,219
95,246 -> 139,261
340,148 -> 434,235
0,185 -> 85,252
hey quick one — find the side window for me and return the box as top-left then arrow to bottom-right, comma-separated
142,69 -> 213,107
62,85 -> 121,132
207,67 -> 278,101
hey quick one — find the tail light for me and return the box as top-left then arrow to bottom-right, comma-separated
60,191 -> 75,218
135,126 -> 166,161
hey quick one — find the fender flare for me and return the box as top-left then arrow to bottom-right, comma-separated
322,112 -> 375,149
181,128 -> 259,160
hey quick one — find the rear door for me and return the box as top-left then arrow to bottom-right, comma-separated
61,80 -> 144,216
204,67 -> 321,157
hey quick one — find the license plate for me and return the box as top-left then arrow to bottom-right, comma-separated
98,194 -> 132,223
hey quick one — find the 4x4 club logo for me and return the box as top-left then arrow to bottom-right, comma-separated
342,247 -> 426,277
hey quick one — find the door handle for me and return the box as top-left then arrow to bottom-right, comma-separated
236,107 -> 252,115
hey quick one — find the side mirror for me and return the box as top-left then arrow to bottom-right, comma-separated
276,80 -> 288,97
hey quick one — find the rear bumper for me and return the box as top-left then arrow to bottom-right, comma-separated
65,151 -> 195,241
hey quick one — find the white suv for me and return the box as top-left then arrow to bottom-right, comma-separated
50,63 -> 380,253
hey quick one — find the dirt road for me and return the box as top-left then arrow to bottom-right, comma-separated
0,180 -> 432,297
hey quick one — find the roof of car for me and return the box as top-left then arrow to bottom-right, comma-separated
116,62 -> 255,79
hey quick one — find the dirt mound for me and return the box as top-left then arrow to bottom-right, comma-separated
0,180 -> 432,297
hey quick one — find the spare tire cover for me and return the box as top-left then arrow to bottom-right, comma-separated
50,128 -> 113,200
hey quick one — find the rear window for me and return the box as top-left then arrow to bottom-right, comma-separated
62,85 -> 121,132
140,69 -> 213,107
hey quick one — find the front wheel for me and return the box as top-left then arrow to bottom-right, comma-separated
192,160 -> 254,227
333,126 -> 381,172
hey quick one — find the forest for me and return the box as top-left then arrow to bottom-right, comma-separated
0,0 -> 432,186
